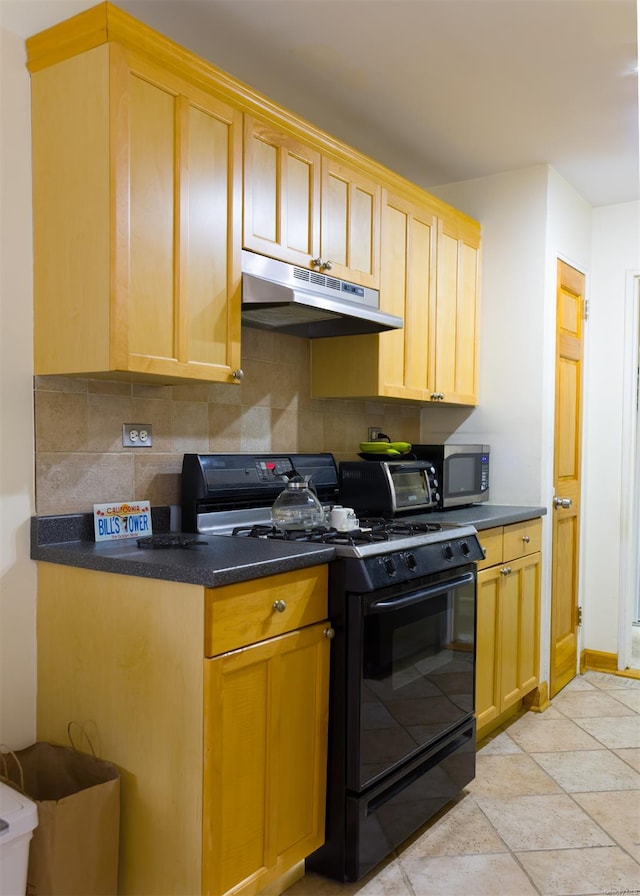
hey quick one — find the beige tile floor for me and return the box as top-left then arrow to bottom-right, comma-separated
286,671 -> 640,896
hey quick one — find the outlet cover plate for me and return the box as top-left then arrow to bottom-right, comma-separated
123,423 -> 153,447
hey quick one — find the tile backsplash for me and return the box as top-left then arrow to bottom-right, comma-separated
34,327 -> 422,515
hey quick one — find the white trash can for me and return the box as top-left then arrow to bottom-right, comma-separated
0,781 -> 38,896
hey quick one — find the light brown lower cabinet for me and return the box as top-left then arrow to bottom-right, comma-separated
475,519 -> 542,738
36,562 -> 330,896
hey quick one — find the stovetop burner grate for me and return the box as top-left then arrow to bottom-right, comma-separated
231,523 -> 390,546
231,518 -> 445,547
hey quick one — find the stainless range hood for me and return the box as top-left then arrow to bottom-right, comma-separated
241,250 -> 403,338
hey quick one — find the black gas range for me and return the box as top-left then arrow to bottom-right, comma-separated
182,452 -> 481,585
181,452 -> 483,881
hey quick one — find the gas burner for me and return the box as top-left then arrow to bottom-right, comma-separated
359,517 -> 443,536
232,523 -> 337,543
232,522 -> 393,547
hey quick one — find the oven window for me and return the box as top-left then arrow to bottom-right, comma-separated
356,575 -> 475,789
446,455 -> 477,495
393,470 -> 429,505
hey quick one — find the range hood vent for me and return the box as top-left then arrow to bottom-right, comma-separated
241,250 -> 403,338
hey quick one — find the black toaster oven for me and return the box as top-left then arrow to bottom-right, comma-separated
339,460 -> 439,516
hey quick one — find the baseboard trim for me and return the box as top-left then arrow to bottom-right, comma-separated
523,680 -> 551,713
580,649 -> 640,680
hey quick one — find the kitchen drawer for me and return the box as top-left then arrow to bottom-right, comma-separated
205,565 -> 328,657
503,519 -> 542,562
477,527 -> 503,571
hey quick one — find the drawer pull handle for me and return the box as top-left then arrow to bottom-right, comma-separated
272,599 -> 287,613
522,535 -> 530,543
323,627 -> 335,640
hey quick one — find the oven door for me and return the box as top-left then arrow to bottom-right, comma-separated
346,567 -> 476,791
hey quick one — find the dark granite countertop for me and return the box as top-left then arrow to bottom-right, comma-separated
31,512 -> 335,587
30,503 -> 545,588
424,504 -> 547,530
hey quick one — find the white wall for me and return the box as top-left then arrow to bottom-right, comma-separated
425,165 -> 550,506
431,170 -> 640,667
583,201 -> 640,655
0,26 -> 37,748
430,165 -> 593,685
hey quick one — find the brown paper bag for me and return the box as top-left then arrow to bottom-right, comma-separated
1,741 -> 120,896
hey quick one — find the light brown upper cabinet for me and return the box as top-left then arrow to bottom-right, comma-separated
244,116 -> 381,288
431,213 -> 481,405
28,2 -> 480,396
243,116 -> 322,268
319,158 -> 381,288
311,192 -> 480,405
29,11 -> 243,384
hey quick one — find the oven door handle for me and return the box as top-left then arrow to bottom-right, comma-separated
368,571 -> 475,614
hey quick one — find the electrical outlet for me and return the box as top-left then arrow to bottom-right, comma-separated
368,427 -> 382,441
123,423 -> 153,447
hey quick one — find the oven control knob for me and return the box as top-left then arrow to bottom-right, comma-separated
403,551 -> 418,571
460,540 -> 471,557
383,556 -> 397,576
442,544 -> 454,561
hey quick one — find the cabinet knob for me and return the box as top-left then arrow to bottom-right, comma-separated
231,368 -> 244,382
500,566 -> 512,576
430,392 -> 445,401
323,627 -> 335,640
272,599 -> 287,613
311,258 -> 323,268
321,260 -> 333,272
522,535 -> 530,543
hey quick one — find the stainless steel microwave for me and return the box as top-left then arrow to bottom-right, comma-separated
411,444 -> 490,509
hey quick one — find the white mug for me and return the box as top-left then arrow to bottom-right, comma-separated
330,506 -> 358,531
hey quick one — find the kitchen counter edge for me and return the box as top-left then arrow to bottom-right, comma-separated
30,513 -> 335,587
427,504 -> 547,529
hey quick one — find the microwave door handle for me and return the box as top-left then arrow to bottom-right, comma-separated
368,571 -> 475,614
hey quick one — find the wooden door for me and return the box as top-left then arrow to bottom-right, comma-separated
203,622 -> 329,896
515,553 -> 541,697
243,117 -> 321,266
475,566 -> 500,729
550,260 -> 585,696
378,193 -> 436,399
432,215 -> 480,404
320,158 -> 381,288
115,52 -> 242,381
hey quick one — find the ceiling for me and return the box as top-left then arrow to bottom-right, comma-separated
1,0 -> 638,207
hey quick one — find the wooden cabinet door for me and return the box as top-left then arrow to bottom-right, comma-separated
203,622 -> 330,896
378,192 -> 437,398
32,43 -> 242,384
431,214 -> 480,405
118,52 -> 242,381
320,158 -> 381,288
498,554 -> 541,711
309,192 -> 435,400
476,566 -> 501,730
477,543 -> 541,737
243,117 -> 321,266
515,552 -> 542,698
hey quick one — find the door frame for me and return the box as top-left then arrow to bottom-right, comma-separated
618,271 -> 640,669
